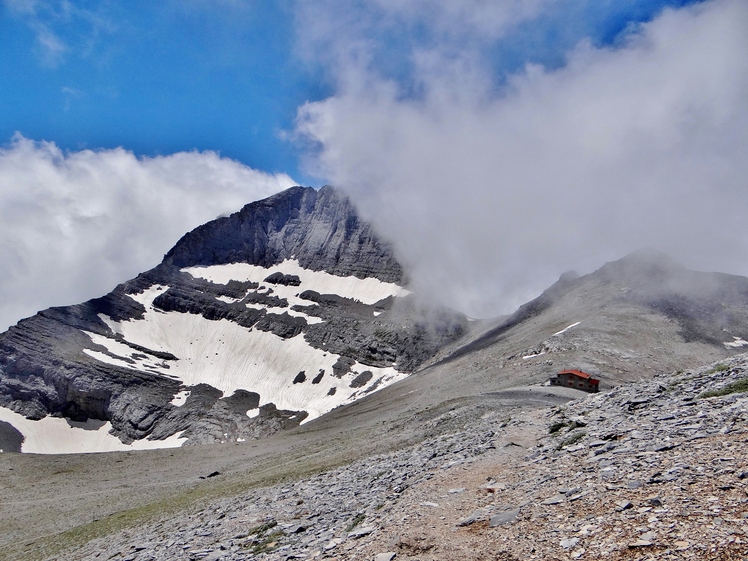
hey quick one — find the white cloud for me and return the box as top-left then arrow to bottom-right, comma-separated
0,134 -> 296,331
293,0 -> 555,91
296,0 -> 748,317
4,0 -> 116,66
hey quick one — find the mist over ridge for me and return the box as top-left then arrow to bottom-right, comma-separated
296,0 -> 748,319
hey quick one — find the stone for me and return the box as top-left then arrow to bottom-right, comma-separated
374,553 -> 396,561
542,495 -> 565,505
348,526 -> 375,538
324,538 -> 344,551
645,495 -> 662,506
489,509 -> 520,527
560,537 -> 579,549
457,509 -> 488,527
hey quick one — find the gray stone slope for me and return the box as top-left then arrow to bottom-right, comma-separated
421,249 -> 748,391
48,353 -> 748,561
5,250 -> 748,558
0,186 -> 465,446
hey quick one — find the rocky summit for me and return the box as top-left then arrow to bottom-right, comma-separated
0,186 -> 466,451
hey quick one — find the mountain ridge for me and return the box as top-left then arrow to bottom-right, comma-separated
0,186 -> 464,450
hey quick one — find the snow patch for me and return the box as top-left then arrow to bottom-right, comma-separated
0,407 -> 186,454
523,352 -> 546,360
183,259 -> 408,305
552,321 -> 581,337
171,390 -> 190,407
83,285 -> 407,422
724,337 -> 748,349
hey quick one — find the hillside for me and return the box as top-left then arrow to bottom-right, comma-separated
6,353 -> 747,560
3,188 -> 748,559
0,186 -> 466,451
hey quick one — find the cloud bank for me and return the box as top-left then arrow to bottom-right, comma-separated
295,0 -> 748,317
0,135 -> 295,331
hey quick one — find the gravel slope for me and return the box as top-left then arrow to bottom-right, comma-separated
19,354 -> 748,561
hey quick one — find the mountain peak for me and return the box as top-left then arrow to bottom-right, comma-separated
0,186 -> 465,451
162,185 -> 403,283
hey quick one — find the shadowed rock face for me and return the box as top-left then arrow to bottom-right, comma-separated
0,420 -> 23,452
0,186 -> 466,447
163,186 -> 404,283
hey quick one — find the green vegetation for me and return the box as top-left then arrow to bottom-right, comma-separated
249,529 -> 285,554
549,421 -> 567,434
345,513 -> 366,533
706,363 -> 730,374
248,520 -> 278,536
371,470 -> 388,481
699,376 -> 748,399
666,378 -> 684,392
548,419 -> 586,434
556,431 -> 585,450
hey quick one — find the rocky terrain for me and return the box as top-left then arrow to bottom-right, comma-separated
3,182 -> 748,454
0,186 -> 466,449
28,353 -> 748,561
428,250 -> 748,387
3,186 -> 748,560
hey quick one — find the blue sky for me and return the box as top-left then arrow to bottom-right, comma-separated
1,2 -> 330,181
2,0 -> 747,329
1,0 -> 703,184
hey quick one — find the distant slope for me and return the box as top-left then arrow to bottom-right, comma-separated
374,249 -> 748,411
0,186 -> 466,451
250,250 -> 748,460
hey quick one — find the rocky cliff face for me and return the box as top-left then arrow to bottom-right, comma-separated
163,186 -> 404,282
0,186 -> 466,449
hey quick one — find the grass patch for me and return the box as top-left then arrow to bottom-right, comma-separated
549,419 -> 586,434
549,421 -> 567,434
706,363 -> 730,375
245,521 -> 284,555
699,376 -> 748,399
556,431 -> 585,450
248,520 -> 277,536
345,513 -> 366,533
666,379 -> 684,392
249,530 -> 285,554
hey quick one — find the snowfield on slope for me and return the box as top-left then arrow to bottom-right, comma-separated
0,406 -> 186,454
83,262 -> 409,430
182,259 -> 410,305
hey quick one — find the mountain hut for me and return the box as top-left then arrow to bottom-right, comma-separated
550,369 -> 599,393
